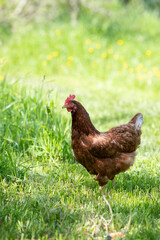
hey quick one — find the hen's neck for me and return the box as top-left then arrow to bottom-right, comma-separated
71,106 -> 99,137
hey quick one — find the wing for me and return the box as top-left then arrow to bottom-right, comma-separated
88,124 -> 139,159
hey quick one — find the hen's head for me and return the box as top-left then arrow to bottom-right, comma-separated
62,94 -> 77,112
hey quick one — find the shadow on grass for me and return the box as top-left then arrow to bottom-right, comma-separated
1,164 -> 159,239
112,170 -> 160,192
82,168 -> 160,193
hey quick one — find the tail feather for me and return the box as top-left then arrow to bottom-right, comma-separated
135,114 -> 144,130
129,113 -> 144,130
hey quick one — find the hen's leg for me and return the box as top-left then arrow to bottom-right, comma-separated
94,174 -> 108,187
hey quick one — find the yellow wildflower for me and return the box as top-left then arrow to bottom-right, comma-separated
136,64 -> 143,72
88,48 -> 94,53
147,72 -> 152,77
153,67 -> 160,77
117,40 -> 124,45
58,66 -> 62,72
47,54 -> 52,60
42,61 -> 47,66
123,62 -> 128,69
155,70 -> 160,77
0,58 -> 3,63
138,75 -> 143,80
86,39 -> 92,45
138,64 -> 143,69
129,68 -> 133,73
153,67 -> 158,72
56,29 -> 61,35
52,51 -> 59,57
96,44 -> 101,49
68,56 -> 74,62
0,75 -> 4,81
101,53 -> 107,58
146,50 -> 152,57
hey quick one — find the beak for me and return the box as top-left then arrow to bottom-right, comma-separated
62,104 -> 67,109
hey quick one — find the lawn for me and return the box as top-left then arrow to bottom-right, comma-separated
0,3 -> 160,239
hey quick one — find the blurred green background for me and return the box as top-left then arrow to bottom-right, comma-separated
0,0 -> 160,84
0,1 -> 160,239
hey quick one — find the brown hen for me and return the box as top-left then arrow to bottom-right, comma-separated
62,95 -> 143,187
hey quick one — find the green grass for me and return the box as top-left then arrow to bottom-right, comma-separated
0,4 -> 160,239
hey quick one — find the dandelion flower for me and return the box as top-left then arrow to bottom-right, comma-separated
155,70 -> 160,77
147,72 -> 152,77
117,40 -> 124,45
138,64 -> 143,69
146,50 -> 152,57
136,64 -> 143,72
88,48 -> 94,53
153,67 -> 158,72
123,62 -> 128,69
96,44 -> 101,49
56,29 -> 61,35
129,68 -> 133,73
138,75 -> 143,80
101,53 -> 107,58
47,54 -> 52,60
153,67 -> 160,77
68,56 -> 74,62
52,51 -> 59,57
86,39 -> 92,45
42,61 -> 47,66
0,75 -> 4,81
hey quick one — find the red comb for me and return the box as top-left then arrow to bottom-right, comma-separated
65,94 -> 75,105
